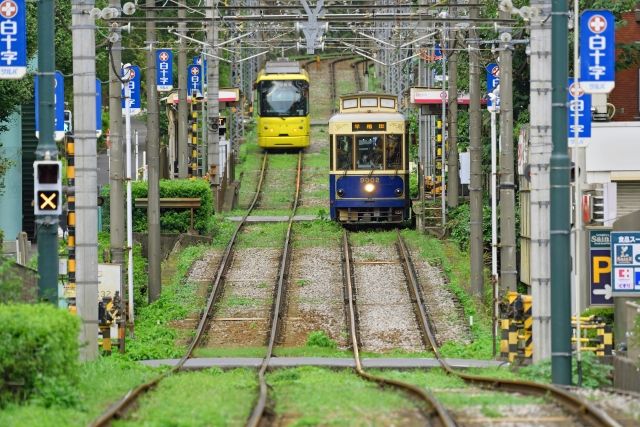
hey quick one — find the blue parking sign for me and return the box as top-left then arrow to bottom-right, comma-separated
35,71 -> 66,141
567,78 -> 591,147
188,64 -> 202,98
580,10 -> 615,94
0,0 -> 26,79
156,49 -> 173,92
121,65 -> 141,115
96,79 -> 102,137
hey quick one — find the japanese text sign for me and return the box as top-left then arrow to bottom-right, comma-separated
610,231 -> 640,296
589,230 -> 613,306
121,65 -> 141,115
567,78 -> 591,147
35,71 -> 65,142
156,49 -> 173,92
188,64 -> 202,98
0,0 -> 26,79
580,10 -> 615,94
486,63 -> 500,113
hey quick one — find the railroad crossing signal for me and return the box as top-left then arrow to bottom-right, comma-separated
33,160 -> 62,215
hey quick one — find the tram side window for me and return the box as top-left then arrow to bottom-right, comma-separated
356,136 -> 383,170
385,134 -> 402,169
336,135 -> 354,169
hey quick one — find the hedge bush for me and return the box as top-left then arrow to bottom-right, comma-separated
0,304 -> 80,407
101,179 -> 213,235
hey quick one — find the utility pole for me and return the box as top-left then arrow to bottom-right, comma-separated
108,0 -> 125,269
36,0 -> 58,303
177,7 -> 189,178
446,0 -> 459,208
206,0 -> 221,209
468,5 -> 483,296
529,0 -> 552,364
71,0 -> 98,360
550,0 -> 572,385
499,8 -> 517,293
146,0 -> 161,302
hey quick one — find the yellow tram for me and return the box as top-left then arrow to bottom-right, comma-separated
255,61 -> 310,148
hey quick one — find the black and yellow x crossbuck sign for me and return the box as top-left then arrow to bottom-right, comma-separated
38,191 -> 59,210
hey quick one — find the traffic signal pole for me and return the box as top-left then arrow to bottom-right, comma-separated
36,0 -> 58,303
551,0 -> 572,385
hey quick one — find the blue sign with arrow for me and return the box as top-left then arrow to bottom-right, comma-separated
580,10 -> 615,94
486,63 -> 500,113
35,70 -> 66,141
0,0 -> 26,79
156,49 -> 173,92
188,64 -> 202,98
121,65 -> 141,115
567,78 -> 592,147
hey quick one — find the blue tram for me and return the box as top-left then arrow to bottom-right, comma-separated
329,93 -> 410,224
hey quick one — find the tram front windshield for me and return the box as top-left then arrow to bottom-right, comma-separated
258,80 -> 309,117
335,134 -> 403,170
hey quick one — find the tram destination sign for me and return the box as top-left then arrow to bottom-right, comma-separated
352,122 -> 386,132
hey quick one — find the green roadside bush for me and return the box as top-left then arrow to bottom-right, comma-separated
0,304 -> 80,407
101,179 -> 213,234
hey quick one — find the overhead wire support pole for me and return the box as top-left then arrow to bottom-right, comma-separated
446,0 -> 459,209
469,5 -> 483,297
206,0 -> 221,209
499,7 -> 517,293
71,0 -> 98,360
440,24 -> 447,229
36,0 -> 59,303
146,0 -> 161,303
108,0 -> 125,285
551,0 -> 572,386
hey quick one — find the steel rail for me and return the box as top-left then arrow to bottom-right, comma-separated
90,153 -> 270,427
394,231 -> 621,427
246,151 -> 303,427
341,229 -> 457,427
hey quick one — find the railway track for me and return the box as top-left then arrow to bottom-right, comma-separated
91,153 -> 277,426
393,230 -> 621,427
246,151 -> 303,426
341,229 -> 457,427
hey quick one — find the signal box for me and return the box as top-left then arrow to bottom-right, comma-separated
34,160 -> 63,216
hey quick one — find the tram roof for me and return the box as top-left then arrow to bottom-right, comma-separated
328,111 -> 405,124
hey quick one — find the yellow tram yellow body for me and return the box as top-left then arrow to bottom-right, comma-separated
255,61 -> 310,149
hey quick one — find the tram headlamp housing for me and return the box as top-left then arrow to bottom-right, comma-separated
395,187 -> 403,196
337,188 -> 345,197
364,183 -> 376,193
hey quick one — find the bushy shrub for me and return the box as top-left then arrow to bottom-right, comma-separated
0,304 -> 80,407
102,179 -> 214,234
446,203 -> 492,251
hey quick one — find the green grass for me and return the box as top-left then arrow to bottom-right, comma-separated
236,222 -> 288,248
113,368 -> 256,427
292,220 -> 342,248
222,295 -> 261,308
349,230 -> 399,246
268,367 -> 422,426
401,230 -> 494,360
192,346 -> 267,358
0,358 -> 160,427
208,215 -> 237,249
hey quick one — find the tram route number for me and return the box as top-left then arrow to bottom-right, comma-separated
352,122 -> 386,132
360,177 -> 380,183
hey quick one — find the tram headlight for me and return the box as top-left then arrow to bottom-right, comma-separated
337,188 -> 345,197
364,183 -> 376,193
395,187 -> 403,196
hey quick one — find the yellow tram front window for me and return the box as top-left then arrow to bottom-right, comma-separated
385,134 -> 402,169
336,135 -> 354,169
356,136 -> 383,170
257,80 -> 309,117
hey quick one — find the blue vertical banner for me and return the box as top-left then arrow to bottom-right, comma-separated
121,65 -> 141,115
0,0 -> 26,79
96,79 -> 102,137
156,49 -> 173,92
486,63 -> 500,113
434,43 -> 443,60
580,10 -> 615,94
188,64 -> 202,98
35,71 -> 65,141
194,55 -> 207,85
567,78 -> 592,147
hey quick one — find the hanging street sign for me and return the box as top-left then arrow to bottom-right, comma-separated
567,78 -> 592,147
96,79 -> 102,137
188,64 -> 202,98
121,65 -> 141,115
156,49 -> 173,92
580,10 -> 615,94
0,0 -> 26,79
486,63 -> 500,113
610,231 -> 640,296
35,71 -> 66,141
589,229 -> 614,306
